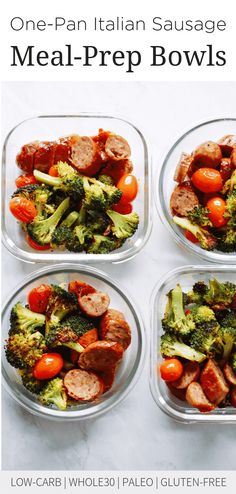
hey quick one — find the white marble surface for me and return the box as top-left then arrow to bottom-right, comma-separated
2,81 -> 236,471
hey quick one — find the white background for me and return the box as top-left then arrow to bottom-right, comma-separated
2,80 -> 236,471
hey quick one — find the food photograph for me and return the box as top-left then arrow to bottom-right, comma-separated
1,81 -> 236,471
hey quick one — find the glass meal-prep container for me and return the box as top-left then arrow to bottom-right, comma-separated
150,265 -> 236,424
2,114 -> 152,263
156,118 -> 236,264
2,264 -> 146,420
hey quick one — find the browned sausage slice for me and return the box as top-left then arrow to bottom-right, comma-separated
70,135 -> 102,176
78,291 -> 110,317
223,363 -> 236,386
192,141 -> 222,168
200,359 -> 229,405
231,387 -> 236,407
174,153 -> 193,183
34,141 -> 56,173
186,382 -> 215,412
105,134 -> 131,161
171,361 -> 200,390
100,309 -> 131,350
16,142 -> 40,173
230,148 -> 236,168
170,183 -> 199,217
218,135 -> 236,157
97,366 -> 117,393
167,383 -> 186,401
64,369 -> 104,401
54,137 -> 71,164
78,341 -> 124,372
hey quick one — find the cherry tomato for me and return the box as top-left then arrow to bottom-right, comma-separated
33,353 -> 64,380
159,358 -> 183,382
191,168 -> 223,193
28,284 -> 52,313
206,197 -> 228,228
112,202 -> 133,214
117,174 -> 138,204
185,309 -> 191,315
15,174 -> 37,188
9,197 -> 37,223
48,166 -> 59,177
26,235 -> 51,251
185,230 -> 199,244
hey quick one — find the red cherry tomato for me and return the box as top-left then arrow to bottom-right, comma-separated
15,174 -> 37,188
185,309 -> 191,315
26,235 -> 51,250
28,284 -> 52,313
206,197 -> 228,228
185,230 -> 199,244
159,358 -> 183,382
117,174 -> 138,204
48,166 -> 59,177
191,168 -> 223,193
33,353 -> 64,380
9,197 -> 37,223
112,202 -> 133,214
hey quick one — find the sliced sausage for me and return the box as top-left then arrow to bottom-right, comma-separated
174,153 -> 193,183
16,142 -> 40,173
167,383 -> 186,402
200,359 -> 229,405
54,137 -> 71,164
100,309 -> 131,350
171,361 -> 200,390
78,291 -> 110,317
223,363 -> 236,386
231,387 -> 236,407
97,366 -> 117,393
78,341 -> 124,372
218,135 -> 236,157
64,369 -> 104,401
170,182 -> 199,217
69,135 -> 102,176
78,328 -> 98,348
230,147 -> 236,168
219,157 -> 234,182
105,134 -> 131,161
192,141 -> 222,168
68,280 -> 96,298
34,141 -> 56,173
101,159 -> 133,184
186,382 -> 215,412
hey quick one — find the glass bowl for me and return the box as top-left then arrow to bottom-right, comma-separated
150,265 -> 236,424
2,264 -> 146,421
2,114 -> 152,263
156,118 -> 236,264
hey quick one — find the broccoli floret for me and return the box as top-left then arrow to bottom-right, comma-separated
192,305 -> 218,325
187,206 -> 212,227
87,234 -> 123,254
225,191 -> 236,225
20,369 -> 46,394
162,284 -> 195,338
74,225 -> 93,246
204,278 -> 236,308
83,177 -> 122,210
51,211 -> 80,247
34,164 -> 84,201
173,216 -> 217,250
221,311 -> 236,329
39,378 -> 67,411
5,331 -> 47,369
231,352 -> 236,373
87,209 -> 110,234
106,209 -> 139,240
27,197 -> 70,246
160,333 -> 206,362
9,303 -> 46,335
46,314 -> 94,352
190,326 -> 223,359
186,282 -> 208,305
98,174 -> 115,186
45,285 -> 78,335
222,169 -> 236,194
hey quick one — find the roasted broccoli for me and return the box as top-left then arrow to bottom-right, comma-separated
192,305 -> 218,325
9,303 -> 46,335
222,169 -> 236,194
162,284 -> 195,338
27,197 -> 70,245
187,206 -> 212,227
186,282 -> 208,305
74,225 -> 93,246
173,216 -> 217,250
86,209 -> 110,234
106,209 -> 139,240
12,184 -> 53,218
221,311 -> 236,329
45,285 -> 78,334
160,333 -> 206,362
46,314 -> 94,353
39,378 -> 67,410
83,177 -> 122,210
20,369 -> 46,394
98,174 -> 115,185
190,324 -> 222,358
5,331 -> 47,368
87,234 -> 122,254
231,352 -> 236,373
204,278 -> 236,308
34,163 -> 84,201
51,211 -> 80,247
220,326 -> 236,362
